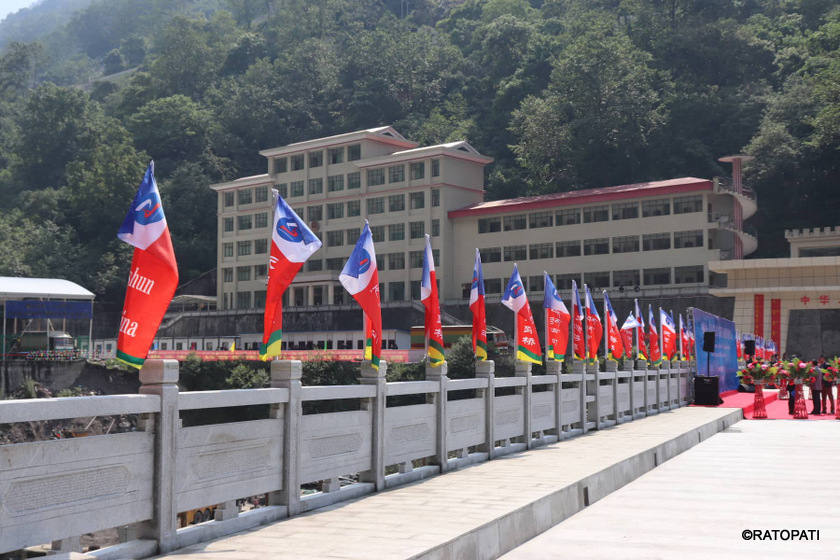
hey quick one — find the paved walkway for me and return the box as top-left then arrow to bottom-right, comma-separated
503,419 -> 840,559
156,407 -> 739,559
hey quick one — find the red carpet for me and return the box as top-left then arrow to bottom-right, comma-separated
719,388 -> 838,420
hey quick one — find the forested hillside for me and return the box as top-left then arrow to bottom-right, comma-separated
0,0 -> 838,303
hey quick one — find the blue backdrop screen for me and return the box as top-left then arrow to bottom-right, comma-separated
692,308 -> 739,393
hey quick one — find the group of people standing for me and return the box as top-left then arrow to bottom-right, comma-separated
787,356 -> 836,415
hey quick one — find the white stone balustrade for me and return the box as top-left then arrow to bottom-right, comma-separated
0,357 -> 693,558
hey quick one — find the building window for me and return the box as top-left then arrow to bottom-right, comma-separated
410,221 -> 425,239
273,157 -> 287,174
389,194 -> 405,212
329,147 -> 344,164
326,258 -> 344,271
308,178 -> 323,195
348,144 -> 361,161
347,200 -> 360,217
642,198 -> 670,217
431,159 -> 440,177
584,271 -> 610,289
347,172 -> 361,189
556,240 -> 582,257
674,230 -> 704,249
410,280 -> 421,300
389,223 -> 405,241
584,238 -> 610,255
367,197 -> 385,215
504,245 -> 527,261
367,168 -> 385,187
254,186 -> 268,203
389,282 -> 406,301
529,275 -> 545,292
433,249 -> 440,267
503,215 -> 527,231
307,205 -> 323,222
644,267 -> 671,285
223,268 -> 233,282
290,181 -> 304,197
674,195 -> 702,214
555,273 -> 580,291
291,154 -> 304,171
238,215 -> 252,230
254,290 -> 267,308
255,213 -> 268,229
237,241 -> 251,256
556,208 -> 580,226
370,225 -> 385,243
612,202 -> 639,220
346,227 -> 360,242
327,202 -> 344,220
237,266 -> 251,281
485,278 -> 503,294
238,189 -> 252,205
255,238 -> 268,254
236,291 -> 252,309
308,151 -> 323,168
583,205 -> 609,223
612,235 -> 639,253
376,254 -> 385,270
409,250 -> 423,268
431,219 -> 440,237
432,189 -> 440,207
223,242 -> 233,257
410,162 -> 425,180
478,217 -> 502,233
613,269 -> 640,288
389,165 -> 405,183
224,191 -> 234,207
483,247 -> 502,263
675,265 -> 704,284
327,230 -> 344,247
388,253 -> 405,270
409,191 -> 425,209
529,211 -> 553,228
255,264 -> 268,277
223,217 -> 234,232
328,175 -> 344,192
277,183 -> 287,198
643,232 -> 671,251
529,243 -> 553,259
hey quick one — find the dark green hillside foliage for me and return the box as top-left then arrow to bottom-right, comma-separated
0,0 -> 837,300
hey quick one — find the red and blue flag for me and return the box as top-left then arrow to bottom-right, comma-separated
340,222 -> 382,369
469,249 -> 487,361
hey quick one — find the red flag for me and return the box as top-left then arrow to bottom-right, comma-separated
603,291 -> 624,360
421,235 -> 445,366
116,162 -> 178,369
502,265 -> 542,364
340,223 -> 382,369
635,299 -> 647,360
544,273 -> 570,361
647,305 -> 661,365
584,284 -> 602,362
469,249 -> 488,360
572,280 -> 585,360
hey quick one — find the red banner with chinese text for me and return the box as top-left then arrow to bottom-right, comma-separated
754,294 -> 765,338
771,298 -> 781,353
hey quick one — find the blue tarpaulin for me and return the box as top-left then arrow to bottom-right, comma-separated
5,300 -> 92,320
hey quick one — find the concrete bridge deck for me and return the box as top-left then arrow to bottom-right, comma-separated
155,407 -> 741,559
502,419 -> 840,559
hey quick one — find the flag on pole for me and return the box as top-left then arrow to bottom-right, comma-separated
502,264 -> 542,364
421,235 -> 445,366
544,272 -> 570,361
679,314 -> 690,360
648,305 -> 661,365
736,331 -> 742,359
584,284 -> 602,363
469,249 -> 488,361
660,308 -> 677,361
689,328 -> 696,359
340,222 -> 382,369
116,161 -> 179,369
571,280 -> 586,360
260,192 -> 321,360
603,291 -> 624,361
634,299 -> 647,360
620,312 -> 640,359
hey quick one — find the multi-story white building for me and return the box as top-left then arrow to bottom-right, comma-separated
211,128 -> 756,312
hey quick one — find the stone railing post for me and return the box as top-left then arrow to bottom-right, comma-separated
359,360 -> 387,490
475,360 -> 495,459
137,359 -> 179,554
546,360 -> 562,440
573,360 -> 587,433
637,358 -> 649,415
269,360 -> 302,517
606,359 -> 619,424
425,361 -> 449,473
515,361 -> 533,447
623,358 -> 634,422
586,361 -> 599,430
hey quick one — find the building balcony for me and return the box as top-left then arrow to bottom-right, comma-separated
714,177 -> 758,220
